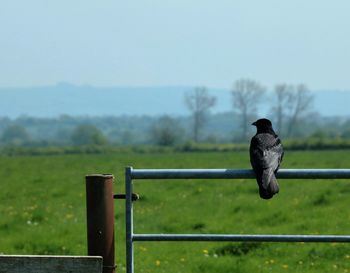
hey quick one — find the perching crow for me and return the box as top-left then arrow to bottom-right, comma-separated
250,118 -> 284,199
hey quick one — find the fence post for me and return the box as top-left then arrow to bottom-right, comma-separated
86,174 -> 116,273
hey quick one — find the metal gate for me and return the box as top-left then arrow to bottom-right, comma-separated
125,167 -> 350,273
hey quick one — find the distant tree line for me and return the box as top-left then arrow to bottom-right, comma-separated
0,124 -> 108,146
0,78 -> 348,147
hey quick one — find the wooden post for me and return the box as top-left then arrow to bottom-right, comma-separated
86,174 -> 116,273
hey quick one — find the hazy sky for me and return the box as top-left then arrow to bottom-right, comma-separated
1,1 -> 350,90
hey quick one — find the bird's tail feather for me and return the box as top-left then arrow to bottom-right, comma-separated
259,168 -> 279,199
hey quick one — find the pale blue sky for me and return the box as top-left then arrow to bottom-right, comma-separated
1,1 -> 350,90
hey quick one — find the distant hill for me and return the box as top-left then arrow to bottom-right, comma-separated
0,83 -> 349,118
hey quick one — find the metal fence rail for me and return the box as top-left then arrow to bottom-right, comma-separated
131,168 -> 350,179
125,167 -> 350,273
133,234 -> 350,242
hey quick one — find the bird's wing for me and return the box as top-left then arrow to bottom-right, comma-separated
250,134 -> 283,171
262,142 -> 283,170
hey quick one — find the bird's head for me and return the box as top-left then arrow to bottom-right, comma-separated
252,118 -> 274,133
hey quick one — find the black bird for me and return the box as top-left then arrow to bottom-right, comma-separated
250,118 -> 284,199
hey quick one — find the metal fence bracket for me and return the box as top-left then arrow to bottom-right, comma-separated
114,193 -> 139,201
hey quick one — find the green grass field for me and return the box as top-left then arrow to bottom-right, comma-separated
1,150 -> 350,272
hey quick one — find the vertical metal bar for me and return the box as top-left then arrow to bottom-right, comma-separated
86,174 -> 116,273
125,167 -> 134,273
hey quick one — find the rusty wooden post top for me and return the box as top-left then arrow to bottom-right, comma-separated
86,174 -> 114,179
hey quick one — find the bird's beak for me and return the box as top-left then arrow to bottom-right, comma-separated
252,121 -> 257,126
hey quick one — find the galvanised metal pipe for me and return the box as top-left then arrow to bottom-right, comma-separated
133,234 -> 350,243
125,167 -> 134,273
130,169 -> 350,180
86,174 -> 116,273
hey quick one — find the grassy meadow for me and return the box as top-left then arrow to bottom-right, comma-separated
1,150 -> 350,272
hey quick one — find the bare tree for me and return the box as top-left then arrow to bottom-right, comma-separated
150,115 -> 183,146
271,83 -> 294,135
231,79 -> 265,140
286,84 -> 314,137
184,87 -> 216,142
